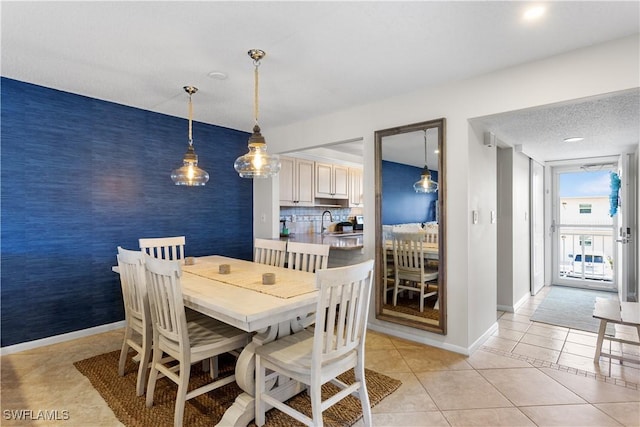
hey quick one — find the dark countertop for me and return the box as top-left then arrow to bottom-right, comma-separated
279,232 -> 364,251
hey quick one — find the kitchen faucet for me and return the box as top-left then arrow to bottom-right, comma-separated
321,210 -> 333,234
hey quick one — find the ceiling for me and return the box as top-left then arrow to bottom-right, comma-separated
472,88 -> 640,163
2,1 -> 639,164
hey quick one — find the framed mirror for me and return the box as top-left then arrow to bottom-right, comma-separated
374,118 -> 446,334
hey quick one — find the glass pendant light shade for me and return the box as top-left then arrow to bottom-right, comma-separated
171,86 -> 209,186
234,49 -> 281,179
171,144 -> 210,186
414,129 -> 438,193
233,126 -> 280,178
413,167 -> 438,193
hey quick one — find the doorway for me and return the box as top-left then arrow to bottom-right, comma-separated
551,163 -> 617,292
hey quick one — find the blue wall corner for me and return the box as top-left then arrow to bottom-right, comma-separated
1,77 -> 254,346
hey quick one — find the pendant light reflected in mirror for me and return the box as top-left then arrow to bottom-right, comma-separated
234,49 -> 281,179
171,86 -> 210,186
413,129 -> 438,193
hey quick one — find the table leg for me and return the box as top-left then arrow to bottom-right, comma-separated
216,320 -> 308,427
594,319 -> 607,363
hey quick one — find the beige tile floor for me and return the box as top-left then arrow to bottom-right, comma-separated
1,286 -> 639,426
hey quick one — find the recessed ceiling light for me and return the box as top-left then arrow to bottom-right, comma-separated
207,71 -> 228,80
563,137 -> 584,143
523,5 -> 546,21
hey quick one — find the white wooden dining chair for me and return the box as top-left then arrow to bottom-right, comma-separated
286,241 -> 330,273
254,238 -> 287,267
382,226 -> 395,304
139,236 -> 185,261
116,246 -> 153,396
392,231 -> 439,312
255,259 -> 375,427
143,254 -> 250,427
286,241 -> 330,330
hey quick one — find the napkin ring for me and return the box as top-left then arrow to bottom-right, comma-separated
262,273 -> 276,285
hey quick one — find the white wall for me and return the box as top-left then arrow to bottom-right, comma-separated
513,151 -> 531,305
467,124 -> 498,344
497,148 -> 514,309
257,35 -> 640,353
496,149 -> 532,312
636,145 -> 640,300
254,178 -> 281,239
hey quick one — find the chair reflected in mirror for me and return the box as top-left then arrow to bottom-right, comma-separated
392,231 -> 439,313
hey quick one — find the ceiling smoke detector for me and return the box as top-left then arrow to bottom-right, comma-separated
207,71 -> 228,80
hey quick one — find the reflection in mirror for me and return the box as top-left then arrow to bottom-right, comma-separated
375,119 -> 446,334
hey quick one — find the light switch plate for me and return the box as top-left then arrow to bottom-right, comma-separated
472,210 -> 479,224
491,210 -> 496,224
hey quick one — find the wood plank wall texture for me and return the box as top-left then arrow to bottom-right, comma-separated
381,160 -> 438,225
1,78 -> 253,347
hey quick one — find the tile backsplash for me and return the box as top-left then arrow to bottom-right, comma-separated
280,206 -> 363,234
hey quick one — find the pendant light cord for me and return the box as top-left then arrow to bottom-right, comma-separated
254,61 -> 260,126
424,130 -> 428,166
188,92 -> 193,144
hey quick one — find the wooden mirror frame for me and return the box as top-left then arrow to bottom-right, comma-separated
374,118 -> 447,334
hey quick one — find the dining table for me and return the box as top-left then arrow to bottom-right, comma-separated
384,240 -> 439,260
115,255 -> 319,427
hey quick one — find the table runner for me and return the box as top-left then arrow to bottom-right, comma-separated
182,256 -> 316,299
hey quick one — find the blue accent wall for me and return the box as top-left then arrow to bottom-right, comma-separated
1,78 -> 253,346
381,160 -> 438,225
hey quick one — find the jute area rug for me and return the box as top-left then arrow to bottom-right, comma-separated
74,350 -> 401,427
382,293 -> 439,321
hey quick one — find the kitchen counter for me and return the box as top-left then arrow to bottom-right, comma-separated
279,232 -> 363,251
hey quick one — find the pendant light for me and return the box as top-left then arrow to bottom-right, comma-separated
171,86 -> 209,186
234,49 -> 281,179
413,130 -> 439,193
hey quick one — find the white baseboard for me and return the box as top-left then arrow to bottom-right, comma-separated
497,292 -> 531,313
0,321 -> 125,356
367,321 -> 470,355
513,292 -> 531,312
468,321 -> 499,354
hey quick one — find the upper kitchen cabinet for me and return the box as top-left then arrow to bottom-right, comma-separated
349,167 -> 363,207
315,162 -> 349,199
279,156 -> 315,206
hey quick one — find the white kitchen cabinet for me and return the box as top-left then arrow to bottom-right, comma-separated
349,166 -> 363,207
279,156 -> 315,206
315,162 -> 349,199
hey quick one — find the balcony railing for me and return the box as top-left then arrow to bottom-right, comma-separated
558,227 -> 614,282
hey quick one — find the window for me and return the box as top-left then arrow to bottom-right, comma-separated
579,203 -> 592,214
579,236 -> 593,247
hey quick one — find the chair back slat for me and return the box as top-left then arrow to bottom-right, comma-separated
117,247 -> 148,326
254,238 -> 287,267
425,231 -> 438,245
286,241 -> 330,273
144,254 -> 187,351
393,231 -> 426,277
139,236 -> 186,261
313,260 -> 374,367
